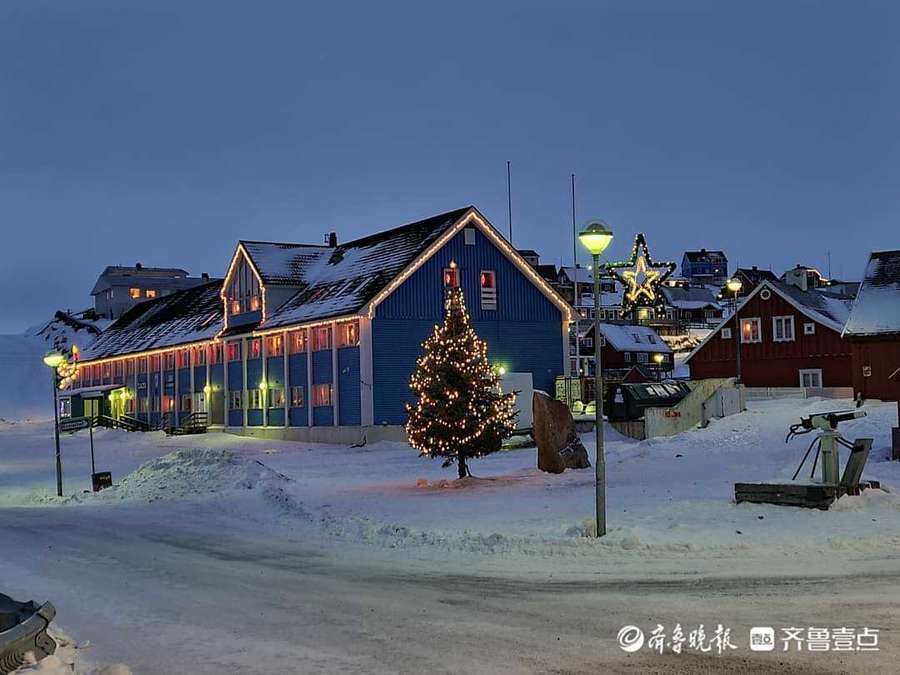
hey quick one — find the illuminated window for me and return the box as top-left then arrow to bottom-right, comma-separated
248,389 -> 262,409
113,361 -> 123,378
248,338 -> 262,359
177,349 -> 190,369
443,266 -> 459,288
138,358 -> 148,374
269,388 -> 285,408
313,383 -> 332,407
146,289 -> 157,298
313,326 -> 331,351
150,355 -> 160,370
291,386 -> 305,407
226,342 -> 241,362
181,394 -> 192,412
740,318 -> 762,344
337,321 -> 359,348
209,343 -> 223,364
192,346 -> 206,366
480,271 -> 497,310
289,330 -> 307,354
102,362 -> 111,379
266,335 -> 283,356
125,359 -> 135,376
129,287 -> 141,299
164,352 -> 175,369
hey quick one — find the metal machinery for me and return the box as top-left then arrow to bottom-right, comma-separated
786,410 -> 867,485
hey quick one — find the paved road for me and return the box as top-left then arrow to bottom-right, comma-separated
2,505 -> 898,674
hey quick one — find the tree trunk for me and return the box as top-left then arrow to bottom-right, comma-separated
457,452 -> 468,479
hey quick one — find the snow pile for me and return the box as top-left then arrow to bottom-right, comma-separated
61,449 -> 298,507
661,333 -> 703,352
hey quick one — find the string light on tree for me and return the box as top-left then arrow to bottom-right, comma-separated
607,233 -> 676,313
405,287 -> 517,478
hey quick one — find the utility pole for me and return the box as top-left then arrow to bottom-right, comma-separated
571,174 -> 579,379
507,161 -> 513,244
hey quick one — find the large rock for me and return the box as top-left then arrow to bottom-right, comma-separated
533,391 -> 591,473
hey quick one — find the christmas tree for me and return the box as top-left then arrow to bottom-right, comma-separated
406,286 -> 517,478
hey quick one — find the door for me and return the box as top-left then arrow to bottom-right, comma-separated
84,398 -> 100,419
194,392 -> 207,414
799,369 -> 823,388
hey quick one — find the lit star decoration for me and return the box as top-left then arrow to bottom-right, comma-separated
607,233 -> 676,312
405,286 -> 517,478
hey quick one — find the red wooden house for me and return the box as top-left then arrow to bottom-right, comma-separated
686,280 -> 853,388
842,250 -> 900,402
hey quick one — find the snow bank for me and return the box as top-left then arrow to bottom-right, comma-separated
11,626 -> 130,675
46,449 -> 303,513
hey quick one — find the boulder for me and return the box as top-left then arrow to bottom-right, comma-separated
532,391 -> 591,473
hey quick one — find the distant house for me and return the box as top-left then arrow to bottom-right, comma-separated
74,206 -> 573,441
733,266 -> 778,295
781,264 -> 828,292
578,323 -> 672,376
842,250 -> 900,401
681,249 -> 728,286
516,249 -> 558,286
660,286 -> 723,325
686,280 -> 853,388
91,264 -> 212,319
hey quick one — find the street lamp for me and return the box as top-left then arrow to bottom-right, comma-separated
42,350 -> 65,497
578,221 -> 614,538
653,352 -> 665,380
726,278 -> 743,383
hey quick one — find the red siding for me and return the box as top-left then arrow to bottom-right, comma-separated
688,290 -> 851,387
850,337 -> 900,401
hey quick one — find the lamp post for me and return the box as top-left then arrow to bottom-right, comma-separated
653,352 -> 665,381
42,350 -> 65,497
726,278 -> 743,383
578,221 -> 614,538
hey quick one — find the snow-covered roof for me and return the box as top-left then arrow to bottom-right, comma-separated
90,265 -> 199,295
683,249 -> 726,262
585,323 -> 672,353
81,281 -> 223,360
558,266 -> 594,285
684,280 -> 853,363
661,286 -> 721,310
260,207 -> 472,329
240,241 -> 330,286
843,250 -> 900,337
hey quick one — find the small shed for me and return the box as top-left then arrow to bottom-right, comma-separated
606,381 -> 692,422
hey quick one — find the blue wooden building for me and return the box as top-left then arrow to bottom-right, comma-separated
75,207 -> 572,442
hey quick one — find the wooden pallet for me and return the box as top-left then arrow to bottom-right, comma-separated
734,483 -> 838,510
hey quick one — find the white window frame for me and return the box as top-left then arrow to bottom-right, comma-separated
803,322 -> 816,335
721,327 -> 732,340
637,352 -> 648,364
772,315 -> 795,343
291,385 -> 305,407
583,337 -> 593,349
623,351 -> 632,363
443,267 -> 459,288
464,228 -> 476,245
740,317 -> 762,344
799,368 -> 823,388
480,270 -> 497,311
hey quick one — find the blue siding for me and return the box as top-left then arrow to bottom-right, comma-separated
164,369 -> 175,395
311,350 -> 332,384
228,409 -> 243,427
210,364 -> 224,389
267,408 -> 285,426
247,359 -> 263,390
178,368 -> 191,394
373,226 -> 564,425
313,405 -> 333,426
338,347 -> 361,425
287,353 -> 308,426
193,366 -> 206,392
248,409 -> 263,426
265,356 -> 284,388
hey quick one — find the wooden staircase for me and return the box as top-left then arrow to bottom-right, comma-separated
163,412 -> 209,436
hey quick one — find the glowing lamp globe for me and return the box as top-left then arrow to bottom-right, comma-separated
203,384 -> 212,395
726,277 -> 743,293
259,381 -> 268,390
578,222 -> 614,256
653,353 -> 664,365
43,350 -> 65,368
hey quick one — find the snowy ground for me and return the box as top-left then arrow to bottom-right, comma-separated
2,397 -> 900,672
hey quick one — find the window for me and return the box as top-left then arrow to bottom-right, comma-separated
623,352 -> 632,363
248,338 -> 262,359
125,359 -> 135,376
799,369 -> 823,388
740,318 -> 762,343
129,287 -> 141,299
637,352 -> 648,364
721,327 -> 732,339
150,355 -> 161,370
464,227 -> 476,245
229,390 -> 242,410
138,358 -> 148,374
181,394 -> 192,412
269,388 -> 285,408
804,322 -> 816,335
583,337 -> 593,349
772,316 -> 795,342
443,266 -> 459,288
337,321 -> 359,348
248,389 -> 262,409
227,342 -> 241,362
102,362 -> 111,380
289,330 -> 307,354
225,255 -> 262,315
209,343 -> 223,364
162,395 -> 175,412
313,383 -> 332,407
313,325 -> 331,351
266,335 -> 284,356
177,349 -> 190,369
291,385 -> 305,407
113,361 -> 123,378
146,289 -> 157,298
192,346 -> 206,366
480,270 -> 497,310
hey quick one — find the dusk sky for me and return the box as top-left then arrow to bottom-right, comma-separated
1,0 -> 897,333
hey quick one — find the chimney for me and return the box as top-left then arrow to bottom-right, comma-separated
135,262 -> 143,270
326,232 -> 338,247
752,265 -> 758,271
201,272 -> 209,280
